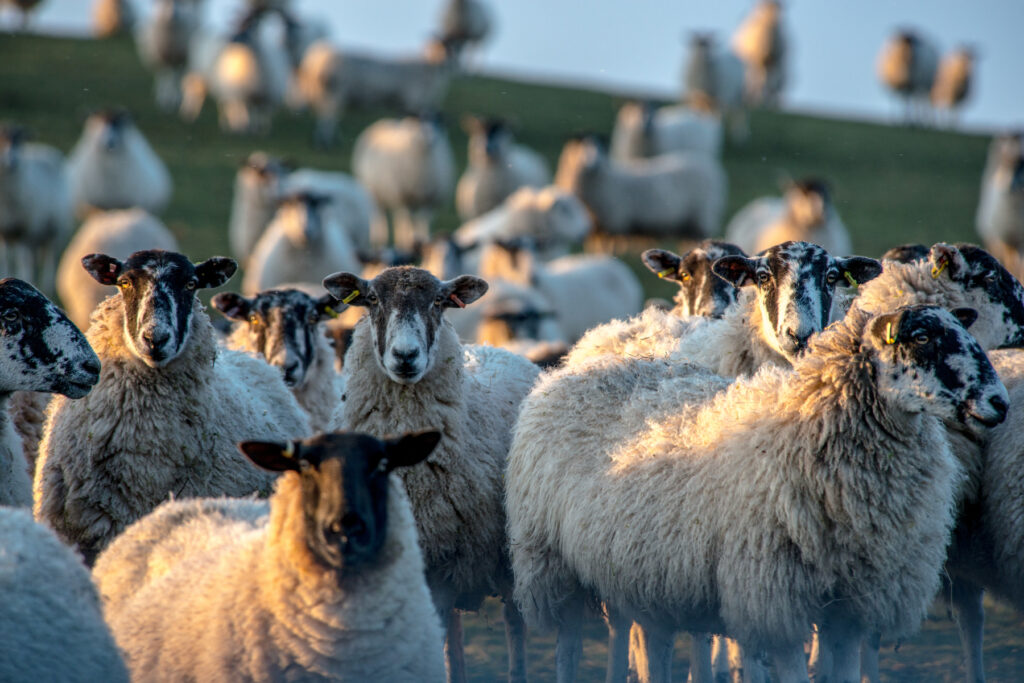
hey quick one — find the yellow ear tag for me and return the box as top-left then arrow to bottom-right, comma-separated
657,268 -> 674,279
341,290 -> 360,304
282,441 -> 295,458
931,258 -> 948,279
324,306 -> 340,319
885,322 -> 898,345
843,271 -> 858,289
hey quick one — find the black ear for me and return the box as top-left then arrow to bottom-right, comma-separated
81,254 -> 123,285
951,307 -> 979,330
712,256 -> 757,288
195,257 -> 237,289
315,293 -> 344,320
870,311 -> 903,345
381,431 -> 442,472
641,249 -> 684,283
836,257 -> 883,288
322,272 -> 372,307
211,292 -> 252,321
441,275 -> 488,309
929,243 -> 968,281
238,440 -> 304,472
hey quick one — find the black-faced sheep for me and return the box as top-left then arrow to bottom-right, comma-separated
730,0 -> 787,106
641,241 -> 748,319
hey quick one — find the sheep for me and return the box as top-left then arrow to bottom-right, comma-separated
242,190 -> 362,296
456,117 -> 551,221
353,115 -> 456,252
931,46 -> 976,126
507,303 -> 1008,683
56,208 -> 179,332
2,0 -> 43,30
212,287 -> 344,432
438,0 -> 492,63
725,178 -> 853,257
554,135 -> 726,248
134,0 -> 202,111
976,133 -> 1024,281
877,29 -> 939,125
0,124 -> 73,296
295,39 -> 455,148
92,430 -> 446,682
66,109 -> 172,217
730,0 -> 787,106
881,242 -> 929,263
682,33 -> 748,140
473,279 -> 568,365
34,249 -> 311,565
0,508 -> 128,682
93,0 -> 135,39
609,101 -> 723,162
640,241 -> 748,318
323,265 -> 540,683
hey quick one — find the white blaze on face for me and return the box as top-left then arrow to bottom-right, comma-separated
381,309 -> 431,383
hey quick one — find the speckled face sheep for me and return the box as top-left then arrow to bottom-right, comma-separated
642,241 -> 747,318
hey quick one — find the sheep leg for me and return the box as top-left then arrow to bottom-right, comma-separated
688,632 -> 713,683
808,624 -> 832,682
599,606 -> 629,683
312,98 -> 340,149
816,615 -> 861,683
445,609 -> 468,683
858,631 -> 880,683
637,623 -> 673,683
555,590 -> 586,683
412,209 -> 433,251
370,209 -> 390,249
711,635 -> 731,683
502,597 -> 528,683
951,578 -> 986,683
742,645 -> 770,683
770,645 -> 811,683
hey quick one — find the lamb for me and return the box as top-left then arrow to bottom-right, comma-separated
56,208 -> 179,331
730,0 -> 787,106
0,124 -> 73,296
877,29 -> 939,125
34,250 -> 311,565
455,117 -> 551,221
975,133 -> 1024,281
66,109 -> 172,216
0,508 -> 128,682
92,430 -> 446,682
134,0 -> 202,111
213,287 -> 343,432
242,191 -> 362,295
323,266 -> 540,682
609,101 -> 723,162
682,33 -> 748,140
353,115 -> 456,251
724,178 -> 853,256
438,0 -> 492,62
507,303 -> 1008,682
640,241 -> 748,318
931,46 -> 975,126
554,135 -> 726,246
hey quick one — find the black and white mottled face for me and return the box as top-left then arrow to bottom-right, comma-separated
239,431 -> 440,572
880,243 -> 929,263
642,241 -> 747,318
713,241 -> 883,359
82,250 -> 236,368
0,279 -> 100,398
212,288 -> 339,388
868,305 -> 1008,429
322,267 -> 488,384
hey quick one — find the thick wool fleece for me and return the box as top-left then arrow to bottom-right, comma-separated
93,477 -> 445,682
34,297 -> 310,562
0,395 -> 32,507
8,390 -> 49,476
340,318 -> 539,602
0,508 -> 129,683
508,309 -> 961,651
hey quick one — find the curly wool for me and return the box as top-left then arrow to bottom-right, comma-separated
0,395 -> 32,508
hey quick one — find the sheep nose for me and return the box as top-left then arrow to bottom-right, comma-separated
81,358 -> 101,376
392,347 -> 420,363
785,328 -> 810,352
143,330 -> 170,349
989,395 -> 1009,423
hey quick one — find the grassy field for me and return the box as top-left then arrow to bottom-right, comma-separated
2,32 -> 1021,682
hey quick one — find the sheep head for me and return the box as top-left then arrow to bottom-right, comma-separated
643,240 -> 747,318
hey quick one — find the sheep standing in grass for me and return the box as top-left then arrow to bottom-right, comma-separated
135,0 -> 202,111
67,110 -> 172,216
34,250 -> 310,565
353,115 -> 455,251
0,124 -> 73,296
456,117 -> 551,220
438,0 -> 492,63
323,266 -> 539,683
683,33 -> 747,140
731,0 -> 787,106
931,47 -> 975,126
213,288 -> 343,432
976,134 -> 1024,281
93,431 -> 445,682
609,101 -> 722,162
508,303 -> 1008,683
0,508 -> 128,682
878,29 -> 939,125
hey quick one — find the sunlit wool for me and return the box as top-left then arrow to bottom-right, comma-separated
724,181 -> 852,256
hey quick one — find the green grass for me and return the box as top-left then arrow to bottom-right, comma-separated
2,32 -> 1019,682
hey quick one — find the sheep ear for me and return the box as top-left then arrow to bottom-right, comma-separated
322,272 -> 371,307
641,249 -> 684,283
81,254 -> 123,286
712,256 -> 757,288
238,440 -> 304,472
835,257 -> 883,288
952,307 -> 979,330
929,243 -> 967,281
195,257 -> 237,289
315,293 -> 344,321
441,275 -> 488,309
210,293 -> 251,321
380,431 -> 442,472
870,311 -> 903,345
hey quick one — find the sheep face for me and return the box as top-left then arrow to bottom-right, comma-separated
82,250 -> 236,368
212,289 -> 339,388
784,179 -> 830,230
238,152 -> 288,205
479,287 -> 561,346
643,241 -> 747,318
0,125 -> 27,173
83,109 -> 135,154
866,305 -> 1007,429
274,193 -> 331,248
881,243 -> 930,264
239,431 -> 441,573
467,118 -> 512,166
554,138 -> 604,192
322,266 -> 487,384
714,241 -> 882,359
0,279 -> 100,398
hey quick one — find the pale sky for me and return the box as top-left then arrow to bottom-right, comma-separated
11,0 -> 1024,131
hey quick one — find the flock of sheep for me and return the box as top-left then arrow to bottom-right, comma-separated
0,0 -> 1022,681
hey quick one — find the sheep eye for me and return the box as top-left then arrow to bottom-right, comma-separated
826,270 -> 839,285
914,334 -> 930,345
330,521 -> 342,534
307,314 -> 319,325
756,271 -> 770,284
983,271 -> 997,284
185,279 -> 197,291
2,310 -> 17,322
366,293 -> 379,305
434,295 -> 445,306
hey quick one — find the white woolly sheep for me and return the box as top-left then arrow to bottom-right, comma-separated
730,0 -> 787,106
438,0 -> 492,63
609,101 -> 723,162
456,117 -> 551,221
507,303 -> 1008,682
0,124 -> 73,296
976,134 -> 1024,281
66,109 -> 172,216
323,266 -> 540,683
682,33 -> 748,140
640,241 -> 748,319
554,135 -> 726,246
353,115 -> 456,252
93,0 -> 134,38
877,29 -> 939,125
931,46 -> 975,126
56,208 -> 179,331
93,431 -> 445,682
724,178 -> 853,256
34,250 -> 311,565
0,508 -> 128,682
2,0 -> 43,29
135,0 -> 202,111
